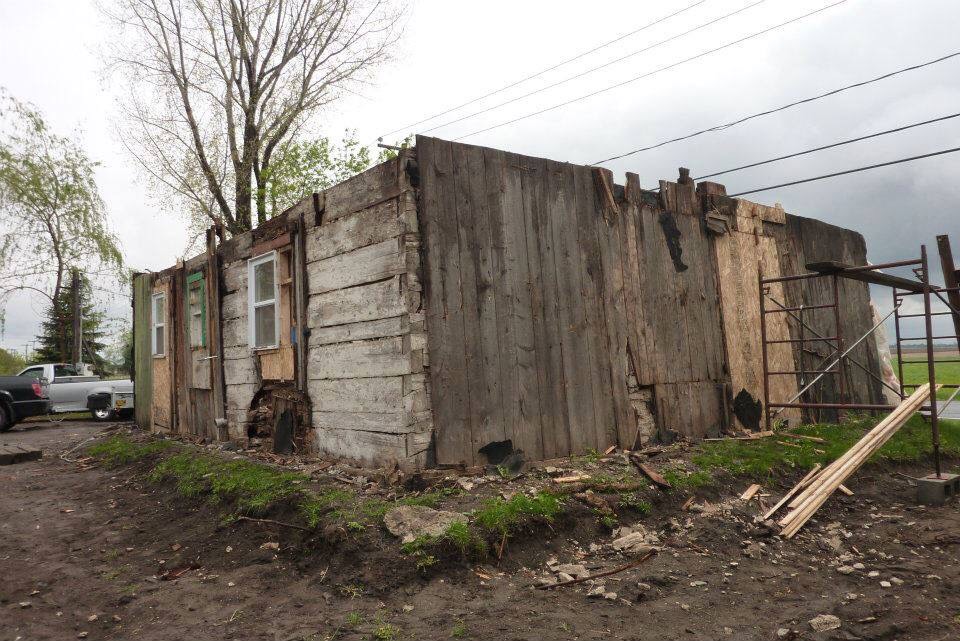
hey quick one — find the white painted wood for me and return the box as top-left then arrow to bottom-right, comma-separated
312,410 -> 414,433
310,316 -> 409,346
308,276 -> 407,327
308,336 -> 415,379
307,238 -> 406,294
309,376 -> 404,413
305,200 -> 401,262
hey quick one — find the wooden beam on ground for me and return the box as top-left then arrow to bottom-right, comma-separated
740,483 -> 762,500
762,464 -> 821,520
629,454 -> 672,489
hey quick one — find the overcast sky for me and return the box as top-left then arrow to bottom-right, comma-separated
1,0 -> 958,357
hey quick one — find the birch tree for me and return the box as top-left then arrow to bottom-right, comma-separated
105,0 -> 402,236
0,90 -> 123,333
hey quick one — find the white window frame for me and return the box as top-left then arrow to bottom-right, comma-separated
247,251 -> 279,350
151,292 -> 166,357
187,277 -> 205,348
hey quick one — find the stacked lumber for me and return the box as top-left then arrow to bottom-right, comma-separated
777,384 -> 936,538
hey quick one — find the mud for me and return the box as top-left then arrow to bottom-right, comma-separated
2,420 -> 959,640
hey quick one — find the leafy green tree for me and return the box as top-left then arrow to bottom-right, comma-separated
0,347 -> 26,375
0,89 -> 123,334
261,131 -> 374,218
34,274 -> 109,374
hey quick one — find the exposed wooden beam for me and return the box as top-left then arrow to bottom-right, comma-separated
805,261 -> 925,293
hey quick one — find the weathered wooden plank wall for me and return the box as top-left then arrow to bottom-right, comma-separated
418,137 -> 730,466
304,153 -> 432,468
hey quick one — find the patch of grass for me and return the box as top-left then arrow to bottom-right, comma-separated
473,491 -> 562,536
346,611 -> 364,627
87,435 -> 173,468
451,620 -> 467,638
442,520 -> 487,557
148,452 -> 308,514
895,355 -> 960,401
691,415 -> 960,480
619,493 -> 652,514
372,623 -> 399,640
661,465 -> 712,490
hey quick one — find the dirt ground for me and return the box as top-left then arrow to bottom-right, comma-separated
2,420 -> 959,641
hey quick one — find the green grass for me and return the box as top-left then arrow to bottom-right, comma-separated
149,452 -> 309,514
691,415 -> 960,480
894,355 -> 960,401
87,435 -> 173,467
473,491 -> 562,535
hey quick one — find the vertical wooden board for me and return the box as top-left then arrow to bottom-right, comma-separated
572,164 -> 617,450
174,268 -> 190,434
498,152 -> 543,460
417,137 -> 473,465
620,201 -> 656,387
520,155 -> 568,459
133,274 -> 154,429
459,144 -> 506,456
636,204 -> 678,383
548,160 -> 596,454
151,280 -> 172,430
591,174 -> 633,450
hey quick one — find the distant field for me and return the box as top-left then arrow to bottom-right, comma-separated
894,350 -> 960,401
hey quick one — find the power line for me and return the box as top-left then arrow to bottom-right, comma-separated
377,0 -> 708,139
692,112 -> 960,181
422,0 -> 771,135
727,146 -> 960,197
594,50 -> 960,164
452,0 -> 847,141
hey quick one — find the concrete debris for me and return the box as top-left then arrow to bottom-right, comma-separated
383,505 -> 466,544
836,565 -> 855,575
808,614 -> 841,632
554,564 -> 589,579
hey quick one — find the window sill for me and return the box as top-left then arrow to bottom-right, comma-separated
152,354 -> 166,359
252,346 -> 279,354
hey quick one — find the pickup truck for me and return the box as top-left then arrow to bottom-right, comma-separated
0,375 -> 50,431
16,363 -> 134,421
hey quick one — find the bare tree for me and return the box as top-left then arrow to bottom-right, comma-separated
104,0 -> 402,235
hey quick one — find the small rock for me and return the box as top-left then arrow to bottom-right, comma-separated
557,572 -> 574,583
536,576 -> 557,587
383,505 -> 467,544
852,562 -> 865,570
722,627 -> 733,635
879,580 -> 892,588
890,576 -> 904,585
225,546 -> 233,553
586,584 -> 606,598
603,591 -> 618,601
680,603 -> 691,611
19,602 -> 32,608
227,581 -> 236,587
689,580 -> 707,587
808,614 -> 841,632
555,564 -> 589,579
77,633 -> 88,639
112,615 -> 122,622
87,614 -> 98,622
260,541 -> 280,551
836,565 -> 855,575
456,478 -> 475,491
776,628 -> 794,639
402,604 -> 414,613
867,571 -> 880,578
636,582 -> 652,591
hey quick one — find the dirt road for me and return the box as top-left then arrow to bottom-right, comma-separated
2,421 -> 959,640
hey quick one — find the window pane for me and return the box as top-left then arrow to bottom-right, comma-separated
154,295 -> 165,321
155,326 -> 164,354
254,304 -> 276,348
253,260 -> 274,303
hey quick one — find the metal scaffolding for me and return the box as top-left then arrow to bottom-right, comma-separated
759,239 -> 960,478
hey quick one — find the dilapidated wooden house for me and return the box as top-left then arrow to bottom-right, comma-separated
132,136 -> 882,469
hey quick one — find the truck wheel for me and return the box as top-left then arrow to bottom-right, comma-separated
91,408 -> 114,421
0,405 -> 11,432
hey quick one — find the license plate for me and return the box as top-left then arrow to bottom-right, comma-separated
116,399 -> 126,407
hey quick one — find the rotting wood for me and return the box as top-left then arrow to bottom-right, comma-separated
629,454 -> 671,489
740,483 -> 762,500
553,474 -> 592,484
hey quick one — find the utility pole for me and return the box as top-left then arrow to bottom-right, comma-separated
71,268 -> 82,366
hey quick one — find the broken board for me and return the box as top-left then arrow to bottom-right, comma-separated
0,445 -> 42,465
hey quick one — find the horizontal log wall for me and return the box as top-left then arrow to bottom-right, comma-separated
304,154 -> 433,469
